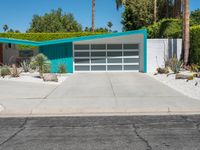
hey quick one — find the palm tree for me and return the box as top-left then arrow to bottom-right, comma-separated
154,0 -> 157,22
92,0 -> 95,32
107,21 -> 113,32
3,24 -> 9,32
182,0 -> 190,66
116,0 -> 125,10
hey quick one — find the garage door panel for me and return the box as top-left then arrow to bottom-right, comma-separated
75,52 -> 90,57
91,52 -> 106,57
107,58 -> 122,63
107,65 -> 122,71
124,51 -> 139,56
75,65 -> 90,71
75,59 -> 90,64
74,44 -> 89,50
91,44 -> 106,50
124,58 -> 139,63
107,44 -> 122,50
91,58 -> 106,64
91,65 -> 106,71
107,51 -> 122,57
124,65 -> 139,70
124,44 -> 139,49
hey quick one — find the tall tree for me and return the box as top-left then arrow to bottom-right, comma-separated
154,0 -> 157,22
27,8 -> 82,33
190,9 -> 200,25
182,0 -> 190,65
3,25 -> 9,32
92,0 -> 95,32
121,0 -> 154,31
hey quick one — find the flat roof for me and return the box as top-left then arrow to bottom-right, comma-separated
0,29 -> 147,46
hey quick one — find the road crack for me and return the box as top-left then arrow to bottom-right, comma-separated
132,124 -> 152,150
181,116 -> 200,133
0,117 -> 28,147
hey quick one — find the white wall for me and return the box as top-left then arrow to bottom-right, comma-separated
147,39 -> 182,73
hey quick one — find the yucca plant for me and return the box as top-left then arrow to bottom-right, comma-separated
20,60 -> 30,72
30,54 -> 51,78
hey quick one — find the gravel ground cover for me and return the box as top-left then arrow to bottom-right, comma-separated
0,72 -> 69,85
148,72 -> 200,100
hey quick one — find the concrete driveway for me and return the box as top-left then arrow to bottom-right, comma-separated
48,72 -> 184,98
1,72 -> 200,116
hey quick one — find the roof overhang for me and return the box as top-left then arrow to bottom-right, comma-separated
0,29 -> 147,47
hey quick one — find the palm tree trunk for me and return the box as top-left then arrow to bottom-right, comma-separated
183,0 -> 190,66
92,0 -> 95,32
154,0 -> 157,22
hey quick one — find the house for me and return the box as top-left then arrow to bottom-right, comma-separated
0,29 -> 182,73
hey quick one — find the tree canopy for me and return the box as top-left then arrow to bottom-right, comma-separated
190,9 -> 200,26
121,0 -> 154,31
27,8 -> 82,33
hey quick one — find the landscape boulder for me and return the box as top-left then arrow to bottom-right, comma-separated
175,73 -> 194,80
43,73 -> 58,82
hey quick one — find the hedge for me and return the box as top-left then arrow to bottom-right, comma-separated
0,32 -> 105,49
146,19 -> 182,38
0,32 -> 105,41
190,25 -> 200,65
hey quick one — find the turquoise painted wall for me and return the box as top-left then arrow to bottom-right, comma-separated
39,42 -> 73,73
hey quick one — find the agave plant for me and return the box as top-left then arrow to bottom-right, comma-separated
168,56 -> 183,74
30,54 -> 51,78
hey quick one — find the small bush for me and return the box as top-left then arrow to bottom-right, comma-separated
0,65 -> 11,77
189,64 -> 200,72
58,64 -> 67,74
168,56 -> 183,74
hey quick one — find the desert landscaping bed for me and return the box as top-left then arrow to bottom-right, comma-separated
0,72 -> 69,85
148,72 -> 200,100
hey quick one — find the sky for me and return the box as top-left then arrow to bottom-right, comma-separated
0,0 -> 199,33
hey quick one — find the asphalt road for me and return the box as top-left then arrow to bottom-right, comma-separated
0,115 -> 200,150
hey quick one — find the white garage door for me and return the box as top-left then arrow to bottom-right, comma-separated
74,44 -> 140,72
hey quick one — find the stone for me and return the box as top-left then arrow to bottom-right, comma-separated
43,73 -> 58,82
157,67 -> 169,74
175,73 -> 194,80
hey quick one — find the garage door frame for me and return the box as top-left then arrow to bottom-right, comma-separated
73,43 -> 141,72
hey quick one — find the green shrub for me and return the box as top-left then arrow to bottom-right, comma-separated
190,25 -> 200,65
58,64 -> 67,74
0,65 -> 11,77
189,64 -> 200,72
146,19 -> 182,38
30,54 -> 51,78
